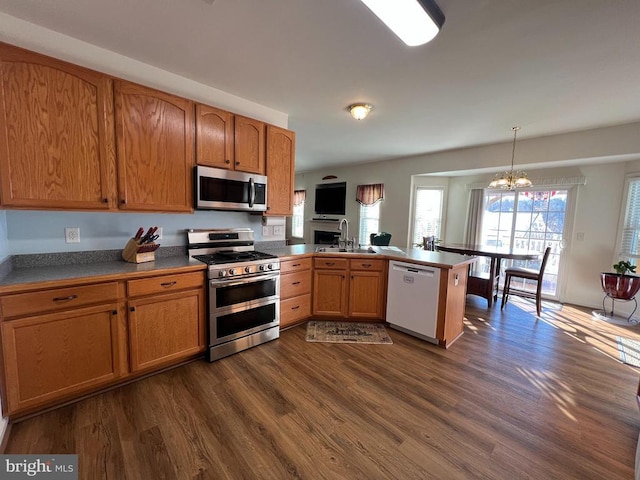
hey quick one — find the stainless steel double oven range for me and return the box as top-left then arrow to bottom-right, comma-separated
187,228 -> 280,361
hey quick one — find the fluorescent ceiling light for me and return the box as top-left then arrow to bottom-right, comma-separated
361,0 -> 445,46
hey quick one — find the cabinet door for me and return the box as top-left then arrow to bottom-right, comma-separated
234,115 -> 265,174
0,43 -> 116,209
1,304 -> 127,415
312,269 -> 348,317
115,80 -> 194,212
265,125 -> 295,216
128,288 -> 205,373
348,271 -> 384,319
195,104 -> 234,169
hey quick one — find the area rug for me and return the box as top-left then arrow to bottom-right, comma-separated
617,337 -> 640,367
305,321 -> 393,344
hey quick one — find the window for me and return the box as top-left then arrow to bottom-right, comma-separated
411,187 -> 444,246
359,202 -> 381,245
620,176 -> 640,264
481,188 -> 568,297
291,190 -> 305,238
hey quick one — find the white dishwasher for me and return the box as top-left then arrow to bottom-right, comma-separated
386,261 -> 440,342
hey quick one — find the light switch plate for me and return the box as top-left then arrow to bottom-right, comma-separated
263,226 -> 273,236
65,227 -> 80,243
273,226 -> 284,236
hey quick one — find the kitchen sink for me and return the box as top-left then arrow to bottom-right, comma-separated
315,247 -> 377,254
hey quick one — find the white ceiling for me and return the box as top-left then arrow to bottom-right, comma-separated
0,0 -> 639,173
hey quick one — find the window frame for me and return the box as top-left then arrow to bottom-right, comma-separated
409,185 -> 446,248
358,201 -> 381,246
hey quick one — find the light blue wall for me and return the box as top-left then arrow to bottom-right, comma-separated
6,210 -> 264,255
0,211 -> 8,260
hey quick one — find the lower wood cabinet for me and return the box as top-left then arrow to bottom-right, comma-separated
279,257 -> 312,328
128,288 -> 205,373
312,257 -> 386,321
1,302 -> 128,415
0,270 -> 206,418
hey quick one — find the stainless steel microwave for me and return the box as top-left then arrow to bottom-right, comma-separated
195,165 -> 267,212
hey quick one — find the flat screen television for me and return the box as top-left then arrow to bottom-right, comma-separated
315,182 -> 346,215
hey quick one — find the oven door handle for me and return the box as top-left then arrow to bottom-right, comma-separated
210,272 -> 280,288
249,177 -> 255,208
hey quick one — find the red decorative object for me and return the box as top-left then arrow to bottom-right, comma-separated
600,273 -> 640,300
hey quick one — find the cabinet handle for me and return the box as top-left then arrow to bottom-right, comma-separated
53,294 -> 78,302
362,264 -> 372,268
112,310 -> 117,315
291,305 -> 300,310
160,281 -> 177,288
225,159 -> 231,164
130,306 -> 136,312
326,262 -> 335,266
102,198 -> 109,203
292,281 -> 301,285
120,199 -> 126,204
292,263 -> 301,267
351,275 -> 354,279
235,161 -> 240,165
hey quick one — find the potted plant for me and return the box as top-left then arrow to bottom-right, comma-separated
600,261 -> 640,300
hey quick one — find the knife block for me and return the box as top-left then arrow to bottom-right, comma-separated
122,238 -> 157,263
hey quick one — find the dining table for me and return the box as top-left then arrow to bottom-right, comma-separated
436,243 -> 542,307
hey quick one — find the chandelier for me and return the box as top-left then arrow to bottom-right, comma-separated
488,126 -> 532,190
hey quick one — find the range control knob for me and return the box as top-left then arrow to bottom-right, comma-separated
245,266 -> 251,273
229,268 -> 236,276
218,270 -> 226,278
267,264 -> 273,270
259,265 -> 266,271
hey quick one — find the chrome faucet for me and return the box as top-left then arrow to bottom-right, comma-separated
338,218 -> 354,250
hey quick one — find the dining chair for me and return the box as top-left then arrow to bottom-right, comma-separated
501,246 -> 552,316
370,232 -> 392,246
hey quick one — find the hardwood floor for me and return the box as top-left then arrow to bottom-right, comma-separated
5,296 -> 640,479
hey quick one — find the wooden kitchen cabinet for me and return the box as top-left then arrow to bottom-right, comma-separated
0,283 -> 127,416
127,272 -> 206,373
195,104 -> 234,169
280,257 -> 312,328
234,115 -> 265,174
312,256 -> 385,321
265,125 -> 296,216
348,259 -> 386,319
0,42 -> 116,210
115,80 -> 194,212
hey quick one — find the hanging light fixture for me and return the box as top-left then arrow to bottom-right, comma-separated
348,103 -> 373,120
360,0 -> 445,46
488,126 -> 532,190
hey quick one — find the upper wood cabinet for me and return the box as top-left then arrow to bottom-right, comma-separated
196,107 -> 265,175
114,80 -> 194,212
234,115 -> 265,174
0,42 -> 116,210
265,125 -> 296,216
195,104 -> 234,169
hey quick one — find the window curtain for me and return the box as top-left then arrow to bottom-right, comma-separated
464,188 -> 484,245
293,190 -> 306,207
356,183 -> 384,206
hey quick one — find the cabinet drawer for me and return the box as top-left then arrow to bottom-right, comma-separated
314,257 -> 349,270
350,259 -> 385,271
128,272 -> 205,297
280,294 -> 311,328
0,282 -> 120,319
281,271 -> 312,299
280,257 -> 312,274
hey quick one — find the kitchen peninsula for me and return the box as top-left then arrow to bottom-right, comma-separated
265,245 -> 476,348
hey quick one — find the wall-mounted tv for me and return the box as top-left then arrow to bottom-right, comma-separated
315,182 -> 346,215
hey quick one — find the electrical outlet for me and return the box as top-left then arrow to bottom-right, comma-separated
157,227 -> 163,240
273,226 -> 284,236
262,226 -> 273,236
65,227 -> 80,243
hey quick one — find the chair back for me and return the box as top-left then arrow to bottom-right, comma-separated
539,246 -> 552,276
370,232 -> 392,246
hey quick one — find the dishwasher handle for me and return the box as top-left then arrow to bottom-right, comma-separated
391,262 -> 437,277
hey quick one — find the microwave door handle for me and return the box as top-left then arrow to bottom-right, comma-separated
249,177 -> 255,208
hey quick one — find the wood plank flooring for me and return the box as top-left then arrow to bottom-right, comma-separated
5,296 -> 640,479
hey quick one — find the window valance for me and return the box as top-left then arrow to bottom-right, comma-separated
293,190 -> 306,207
356,183 -> 385,206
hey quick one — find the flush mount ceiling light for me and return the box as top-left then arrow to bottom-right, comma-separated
348,103 -> 373,120
488,126 -> 533,190
360,0 -> 445,46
